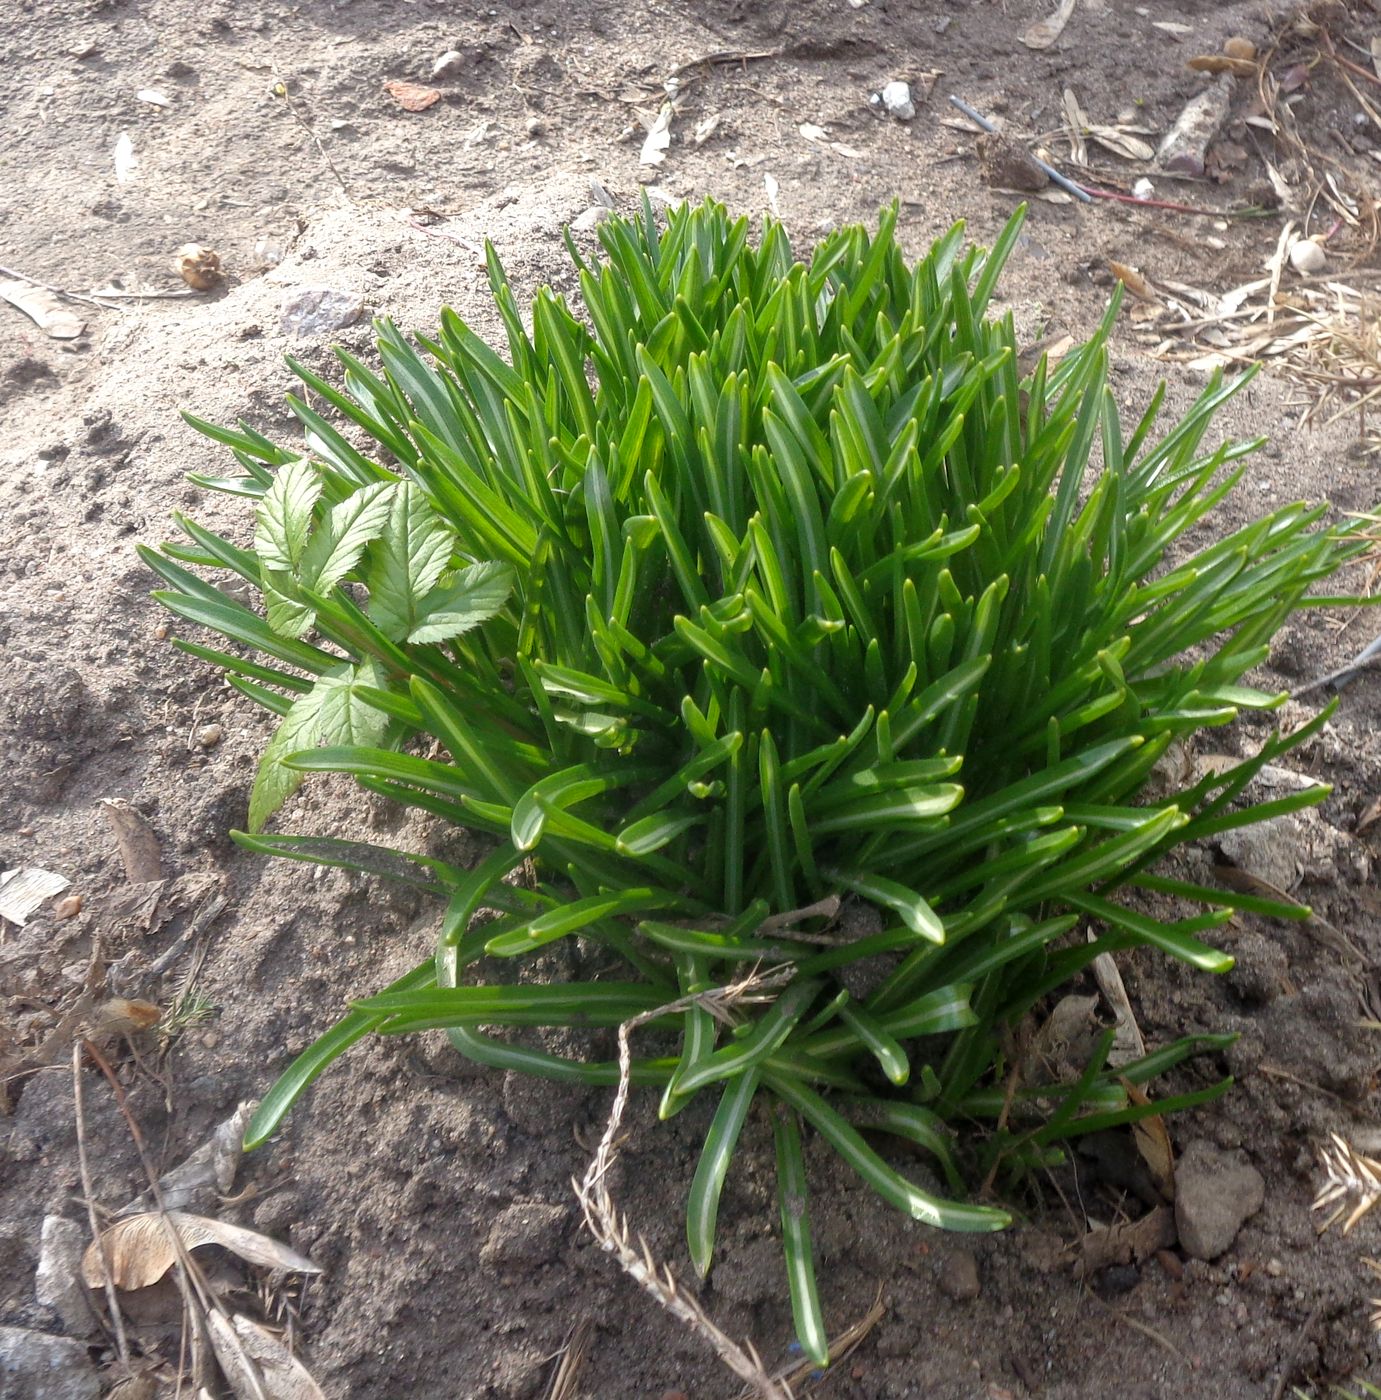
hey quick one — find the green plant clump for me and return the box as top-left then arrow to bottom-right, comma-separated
145,199 -> 1356,1362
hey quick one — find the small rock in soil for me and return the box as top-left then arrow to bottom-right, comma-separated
1217,813 -> 1301,890
431,49 -> 466,80
479,1201 -> 569,1269
34,1217 -> 94,1337
880,80 -> 915,121
279,287 -> 366,338
1156,74 -> 1235,177
937,1245 -> 981,1301
0,1324 -> 99,1399
1174,1140 -> 1264,1260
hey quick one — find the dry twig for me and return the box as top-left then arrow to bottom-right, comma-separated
574,968 -> 796,1400
72,1044 -> 133,1376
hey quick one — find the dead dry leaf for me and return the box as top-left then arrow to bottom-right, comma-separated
1089,946 -> 1145,1065
83,1212 -> 322,1291
88,997 -> 162,1037
640,102 -> 673,165
101,798 -> 163,884
1062,88 -> 1088,167
1074,1205 -> 1176,1278
1107,260 -> 1158,303
1187,54 -> 1257,77
763,171 -> 780,216
1123,1080 -> 1175,1199
0,867 -> 71,924
0,282 -> 86,340
114,132 -> 137,183
1086,126 -> 1156,161
1025,993 -> 1100,1085
208,1312 -> 326,1400
1022,0 -> 1078,50
693,113 -> 720,145
383,80 -> 441,112
120,1102 -> 256,1216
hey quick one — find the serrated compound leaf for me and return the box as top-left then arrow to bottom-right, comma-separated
263,571 -> 315,639
248,683 -> 327,832
408,560 -> 515,644
367,482 -> 455,641
300,481 -> 396,593
314,659 -> 392,747
254,458 -> 322,572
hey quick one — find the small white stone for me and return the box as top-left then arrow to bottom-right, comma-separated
431,49 -> 466,80
1132,177 -> 1155,200
1288,238 -> 1327,274
881,80 -> 915,121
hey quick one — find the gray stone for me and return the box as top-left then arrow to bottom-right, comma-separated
279,287 -> 365,338
431,49 -> 467,80
936,1245 -> 981,1301
0,1325 -> 99,1400
34,1218 -> 95,1338
1217,814 -> 1301,893
1174,1140 -> 1265,1260
1156,74 -> 1234,177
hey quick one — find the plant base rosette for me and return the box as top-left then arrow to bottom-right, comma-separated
145,198 -> 1357,1362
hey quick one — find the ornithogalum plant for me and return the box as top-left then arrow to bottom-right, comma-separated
145,199 -> 1355,1364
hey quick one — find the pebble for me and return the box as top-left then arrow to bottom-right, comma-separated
1217,814 -> 1300,892
1174,1141 -> 1265,1261
0,1325 -> 99,1399
34,1217 -> 94,1337
279,287 -> 366,338
937,1246 -> 981,1301
431,49 -> 466,80
197,724 -> 223,749
1289,239 -> 1327,275
1156,74 -> 1234,177
54,895 -> 82,921
880,79 -> 915,121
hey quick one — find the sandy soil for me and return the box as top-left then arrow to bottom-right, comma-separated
4,0 -> 1381,1396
